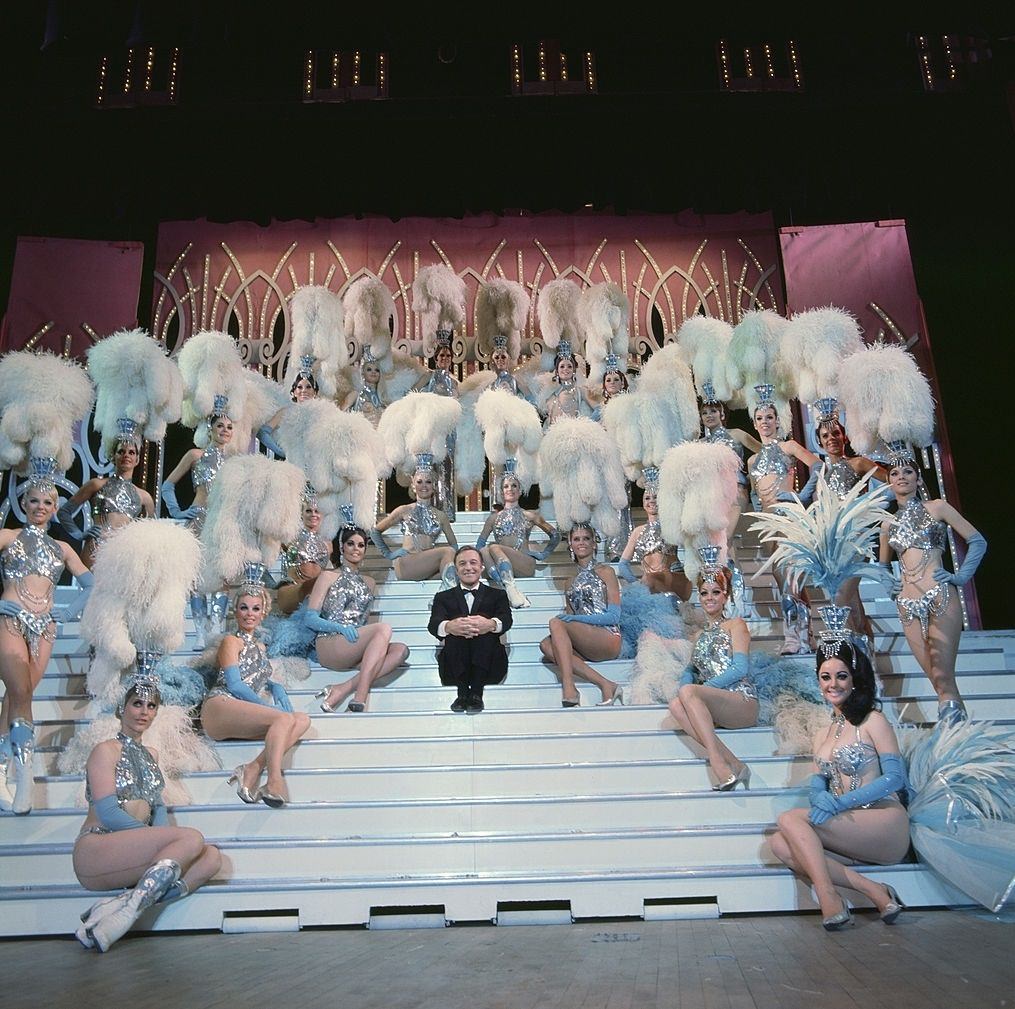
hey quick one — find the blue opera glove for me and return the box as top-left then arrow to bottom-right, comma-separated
474,532 -> 488,550
223,664 -> 267,705
256,424 -> 286,459
529,527 -> 561,562
808,781 -> 839,825
617,559 -> 637,583
56,501 -> 85,541
94,794 -> 145,831
702,651 -> 750,690
750,489 -> 762,511
161,480 -> 201,521
60,570 -> 94,622
795,464 -> 821,507
268,681 -> 293,712
0,600 -> 22,618
303,608 -> 359,641
934,532 -> 986,587
369,527 -> 397,560
558,604 -> 621,627
677,664 -> 695,688
827,753 -> 910,813
150,802 -> 169,827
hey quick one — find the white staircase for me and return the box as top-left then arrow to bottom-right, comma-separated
1,513 -> 1010,936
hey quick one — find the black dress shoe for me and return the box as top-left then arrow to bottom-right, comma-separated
450,695 -> 469,713
466,694 -> 485,714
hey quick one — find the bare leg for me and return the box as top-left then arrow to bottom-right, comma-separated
316,624 -> 408,708
899,590 -> 963,704
0,624 -> 52,730
669,684 -> 757,782
395,547 -> 456,581
487,544 -> 537,578
543,619 -> 621,703
667,695 -> 746,773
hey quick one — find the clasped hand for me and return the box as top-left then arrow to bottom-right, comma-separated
808,790 -> 842,825
447,615 -> 494,638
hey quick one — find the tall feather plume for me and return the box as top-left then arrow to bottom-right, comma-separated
475,387 -> 542,491
0,351 -> 94,474
476,278 -> 529,364
87,329 -> 182,455
377,391 -> 462,477
277,399 -> 387,537
379,351 -> 428,403
780,306 -> 864,404
343,276 -> 396,371
177,331 -> 248,450
837,342 -> 935,455
80,518 -> 202,706
658,441 -> 741,582
747,471 -> 892,597
239,369 -> 290,448
638,343 -> 702,442
454,371 -> 497,496
199,454 -> 304,591
536,277 -> 581,351
577,282 -> 630,384
538,416 -> 627,537
287,285 -> 347,398
727,309 -> 793,428
674,316 -> 735,403
411,265 -> 466,355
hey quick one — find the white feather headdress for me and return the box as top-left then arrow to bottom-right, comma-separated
277,399 -> 387,538
343,276 -> 395,372
837,341 -> 935,456
87,329 -> 182,456
674,316 -> 736,403
454,371 -> 497,496
199,454 -> 304,591
538,416 -> 627,537
780,306 -> 864,404
377,391 -> 462,477
177,330 -> 248,450
476,278 -> 529,364
0,350 -> 94,475
536,277 -> 581,353
727,309 -> 793,429
475,387 -> 542,492
657,441 -> 741,582
577,282 -> 630,384
411,265 -> 466,354
287,285 -> 348,398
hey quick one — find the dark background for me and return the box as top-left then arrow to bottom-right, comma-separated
1,5 -> 1012,627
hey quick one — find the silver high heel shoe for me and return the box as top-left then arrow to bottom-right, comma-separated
227,763 -> 261,804
880,884 -> 905,924
822,899 -> 853,931
713,762 -> 751,792
596,685 -> 625,707
260,787 -> 286,809
315,687 -> 340,713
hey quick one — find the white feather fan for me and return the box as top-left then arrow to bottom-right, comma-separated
476,278 -> 529,364
780,306 -> 864,404
536,277 -> 581,350
287,285 -> 348,398
475,386 -> 542,492
411,265 -> 466,351
658,441 -> 741,582
0,350 -> 94,473
727,309 -> 794,429
377,391 -> 462,477
577,282 -> 630,384
87,329 -> 182,455
454,371 -> 497,496
343,276 -> 395,369
199,455 -> 304,592
538,416 -> 627,537
177,330 -> 249,450
674,316 -> 736,403
837,342 -> 935,455
238,368 -> 290,448
638,343 -> 701,442
277,399 -> 387,537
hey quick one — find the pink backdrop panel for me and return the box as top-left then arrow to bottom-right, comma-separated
1,237 -> 144,357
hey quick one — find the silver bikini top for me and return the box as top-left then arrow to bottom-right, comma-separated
85,732 -> 165,810
192,445 -> 224,489
547,381 -> 581,421
703,426 -> 741,458
402,502 -> 444,545
0,525 -> 65,584
888,499 -> 948,554
815,718 -> 884,800
424,369 -> 458,398
320,566 -> 374,627
824,459 -> 859,499
692,622 -> 735,683
289,527 -> 331,569
92,475 -> 143,521
352,385 -> 384,414
566,564 -> 609,617
633,520 -> 673,562
211,632 -> 273,698
749,441 -> 791,480
493,506 -> 533,551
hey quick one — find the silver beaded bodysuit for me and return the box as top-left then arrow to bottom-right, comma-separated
632,521 -> 675,563
351,385 -> 384,424
92,475 -> 143,521
319,566 -> 374,631
81,732 -> 165,835
422,369 -> 459,521
704,427 -> 748,486
824,459 -> 859,499
0,525 -> 65,656
566,565 -> 620,635
492,506 -> 533,551
288,527 -> 332,572
749,441 -> 791,481
491,370 -> 522,396
402,502 -> 444,552
815,717 -> 901,807
888,499 -> 951,638
207,632 -> 273,701
188,444 -> 224,535
691,622 -> 757,700
544,381 -> 582,426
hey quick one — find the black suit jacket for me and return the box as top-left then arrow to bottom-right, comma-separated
427,582 -> 513,686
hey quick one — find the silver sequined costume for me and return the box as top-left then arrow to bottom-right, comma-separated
824,459 -> 860,499
88,475 -> 143,540
492,506 -> 534,552
815,716 -> 903,808
544,381 -> 586,427
704,427 -> 748,487
402,502 -> 445,553
632,520 -> 675,564
206,631 -> 273,702
187,444 -> 224,536
888,499 -> 951,639
691,622 -> 757,700
350,384 -> 385,426
422,369 -> 458,521
566,564 -> 620,636
81,732 -> 166,835
0,524 -> 64,656
319,566 -> 374,632
286,527 -> 332,575
749,441 -> 791,482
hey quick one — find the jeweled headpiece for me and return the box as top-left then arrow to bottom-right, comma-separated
211,393 -> 230,419
556,338 -> 574,362
240,561 -> 268,593
434,329 -> 453,349
339,503 -> 356,528
814,397 -> 840,424
642,465 -> 659,491
753,383 -> 776,408
884,440 -> 916,467
26,455 -> 59,491
818,603 -> 856,661
492,334 -> 509,353
700,381 -> 720,405
296,354 -> 315,381
414,451 -> 435,476
697,543 -> 723,582
604,352 -> 622,376
125,647 -> 163,705
301,481 -> 319,509
361,346 -> 378,366
115,417 -> 142,448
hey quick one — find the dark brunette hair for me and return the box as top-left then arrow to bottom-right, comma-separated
816,642 -> 881,726
340,525 -> 368,549
290,371 -> 320,401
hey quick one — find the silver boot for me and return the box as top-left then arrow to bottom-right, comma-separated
498,560 -> 530,609
88,859 -> 181,952
10,718 -> 35,815
0,735 -> 13,812
937,699 -> 968,726
210,592 -> 231,637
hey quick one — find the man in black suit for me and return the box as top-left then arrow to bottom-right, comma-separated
428,545 -> 512,713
